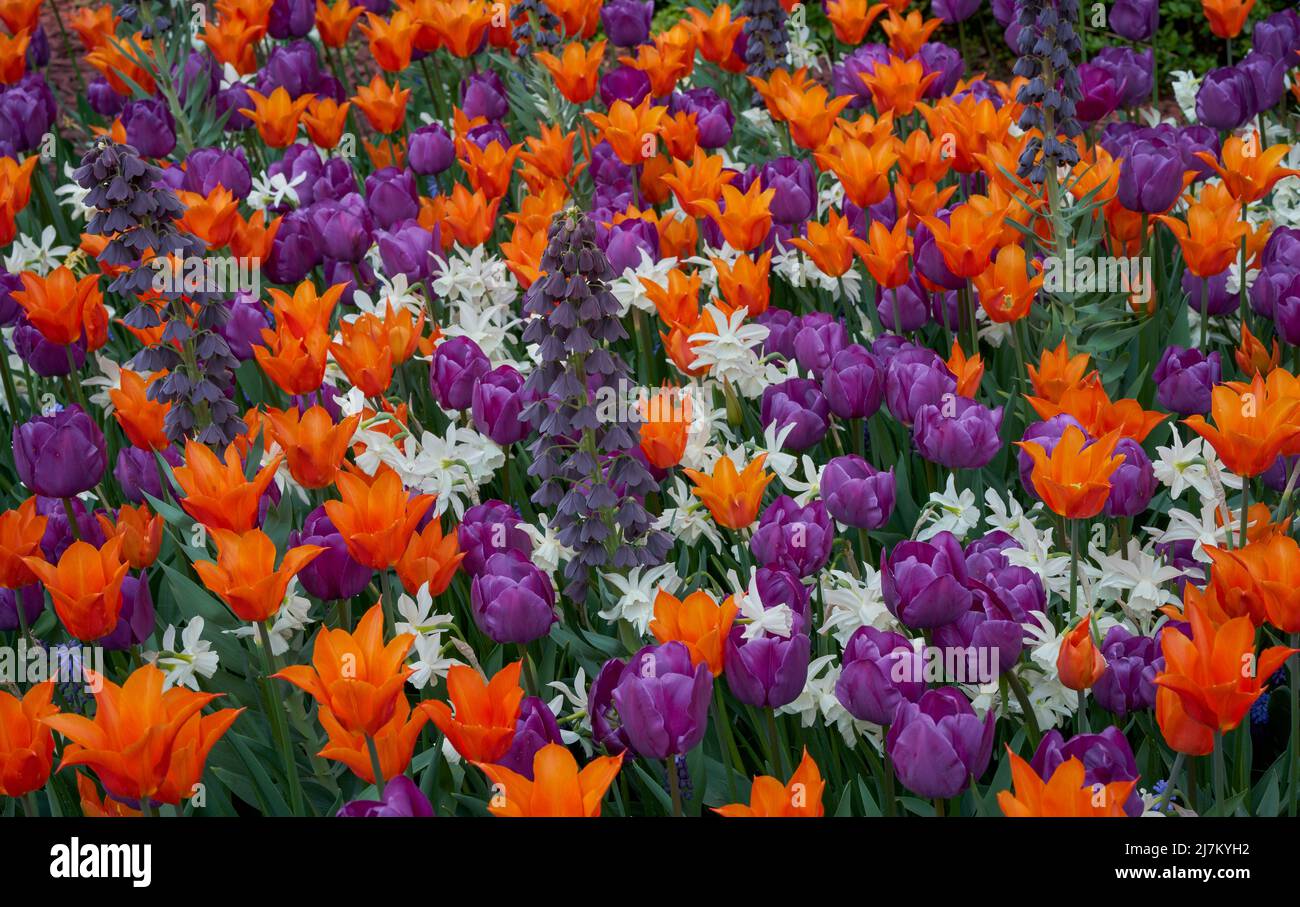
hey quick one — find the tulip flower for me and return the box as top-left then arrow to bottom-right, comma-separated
660,147 -> 737,219
351,74 -> 411,134
315,0 -> 364,47
585,97 -> 667,166
0,682 -> 58,802
1057,614 -> 1106,691
649,588 -> 738,676
95,503 -> 163,570
637,387 -> 692,470
535,41 -> 606,104
11,266 -> 102,347
109,369 -> 171,451
43,665 -> 241,807
0,497 -> 47,590
1016,426 -> 1126,520
276,602 -> 415,737
997,749 -> 1136,817
264,405 -> 362,489
714,748 -> 826,817
683,454 -> 774,530
338,774 -> 434,817
23,537 -> 128,641
693,179 -> 775,252
172,440 -> 283,532
12,405 -> 108,500
239,86 -> 314,148
420,661 -> 525,763
1184,373 -> 1300,477
1155,598 -> 1296,735
396,519 -> 465,597
193,528 -> 324,623
319,694 -> 429,785
323,468 -> 435,570
887,687 -> 994,799
475,743 -> 624,817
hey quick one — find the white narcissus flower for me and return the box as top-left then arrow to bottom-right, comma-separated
439,300 -> 526,370
432,243 -> 518,310
247,169 -> 305,211
148,618 -> 219,691
4,225 -> 73,275
917,475 -> 979,541
654,477 -> 725,553
408,634 -> 461,690
1087,539 -> 1183,632
818,566 -> 895,646
598,563 -> 681,636
395,585 -> 455,639
522,514 -> 575,577
729,569 -> 794,640
55,162 -> 94,221
688,303 -> 770,399
609,247 -> 678,316
1152,427 -> 1241,501
351,272 -> 425,318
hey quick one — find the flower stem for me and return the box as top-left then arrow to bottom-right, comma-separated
258,620 -> 306,815
366,733 -> 387,798
666,758 -> 682,817
1213,731 -> 1226,813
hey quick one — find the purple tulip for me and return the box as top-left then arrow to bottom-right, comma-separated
601,217 -> 659,273
1109,0 -> 1157,41
835,626 -> 924,725
376,218 -> 438,282
0,584 -> 44,631
290,507 -> 374,601
182,147 -> 252,199
669,88 -> 734,148
832,44 -> 890,108
599,65 -> 651,108
407,123 -> 455,176
14,317 -> 87,377
1091,46 -> 1153,109
98,573 -> 155,650
1075,63 -> 1121,123
876,278 -> 932,333
601,0 -> 653,47
87,75 -> 124,118
724,625 -> 811,709
1093,625 -> 1163,717
337,775 -> 434,817
884,352 -> 957,428
458,501 -> 533,576
821,344 -> 884,420
931,580 -> 1025,679
821,455 -> 896,530
1117,138 -> 1185,214
258,40 -> 334,100
1101,437 -> 1155,518
308,193 -> 374,262
753,157 -> 815,225
114,446 -> 181,505
471,365 -> 529,446
1030,727 -> 1142,816
611,642 -> 712,759
792,314 -> 850,378
497,697 -> 566,778
912,397 -> 1004,470
431,335 -> 491,411
750,496 -> 832,578
881,531 -> 973,629
1153,345 -> 1220,416
14,405 -> 107,499
886,687 -> 994,798
460,69 -> 508,121
269,0 -> 315,38
364,167 -> 420,230
918,42 -> 965,98
931,0 -> 979,22
589,657 -> 634,755
38,496 -> 106,563
470,552 -> 556,644
1196,67 -> 1251,131
760,377 -> 830,451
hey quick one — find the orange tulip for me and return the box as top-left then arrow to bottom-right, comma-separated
318,692 -> 429,784
1235,321 -> 1280,378
650,588 -> 737,676
1027,339 -> 1091,403
791,209 -> 858,278
619,24 -> 695,97
193,528 -> 323,623
172,440 -> 283,533
1057,614 -> 1106,691
0,498 -> 47,589
239,86 -> 314,148
301,97 -> 351,150
1016,426 -> 1125,520
0,682 -> 57,799
427,0 -> 493,57
712,251 -> 771,317
360,10 -> 416,71
584,97 -> 666,166
879,8 -> 942,57
0,28 -> 29,84
826,0 -> 887,44
0,0 -> 45,34
44,665 -> 241,805
86,32 -> 156,96
199,16 -> 265,73
331,318 -> 395,398
476,743 -> 624,817
315,0 -> 364,46
12,266 -> 103,347
1201,0 -> 1256,39
396,519 -> 465,597
715,748 -> 826,817
1196,132 -> 1299,205
660,147 -> 737,219
636,387 -> 693,470
324,468 -> 434,570
997,749 -> 1135,817
96,504 -> 163,571
458,137 -> 522,200
109,369 -> 171,451
849,216 -> 911,289
1155,598 -> 1297,735
683,454 -> 773,530
1184,373 -> 1300,477
276,602 -> 414,737
816,136 -> 897,208
229,210 -> 282,262
684,4 -> 746,70
69,5 -> 120,51
441,183 -> 501,247
264,405 -> 361,489
351,74 -> 410,134
774,83 -> 852,151
420,661 -> 525,763
535,40 -> 605,104
694,179 -> 774,252
1154,198 -> 1248,279
946,341 -> 983,399
23,538 -> 128,642
920,206 -> 1002,279
861,54 -> 938,117
974,244 -> 1043,323
255,322 -> 330,395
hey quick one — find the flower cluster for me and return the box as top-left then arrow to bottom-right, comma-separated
0,0 -> 1298,821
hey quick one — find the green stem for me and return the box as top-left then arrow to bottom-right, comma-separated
666,758 -> 682,817
62,497 -> 81,541
1213,731 -> 1226,812
258,620 -> 306,815
366,733 -> 387,798
1005,671 -> 1042,748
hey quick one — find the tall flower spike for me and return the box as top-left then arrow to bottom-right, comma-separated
1011,0 -> 1083,184
520,208 -> 672,604
740,0 -> 789,93
74,137 -> 244,445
